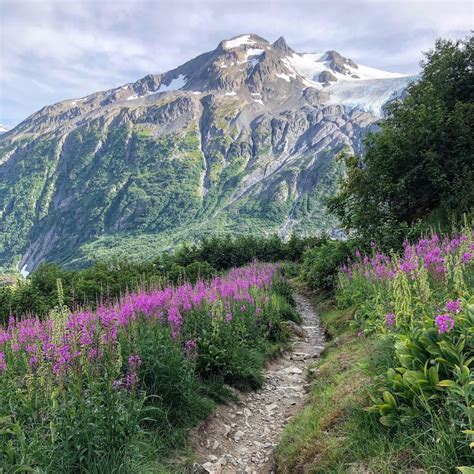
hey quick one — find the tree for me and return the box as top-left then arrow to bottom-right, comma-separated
328,36 -> 474,249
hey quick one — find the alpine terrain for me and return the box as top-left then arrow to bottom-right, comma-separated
0,34 -> 414,273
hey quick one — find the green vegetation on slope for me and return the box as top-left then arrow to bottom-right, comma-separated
0,96 -> 343,272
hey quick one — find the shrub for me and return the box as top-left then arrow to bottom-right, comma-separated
272,274 -> 296,307
328,36 -> 474,250
337,226 -> 474,467
302,239 -> 353,291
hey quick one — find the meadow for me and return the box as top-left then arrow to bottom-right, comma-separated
0,262 -> 297,472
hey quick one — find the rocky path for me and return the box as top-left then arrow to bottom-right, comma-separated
191,293 -> 325,473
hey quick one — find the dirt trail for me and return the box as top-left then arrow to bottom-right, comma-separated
191,293 -> 325,473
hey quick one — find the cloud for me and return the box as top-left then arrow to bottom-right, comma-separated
0,0 -> 472,127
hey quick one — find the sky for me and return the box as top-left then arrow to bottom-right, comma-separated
0,0 -> 472,128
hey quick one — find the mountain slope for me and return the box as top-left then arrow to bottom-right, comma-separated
0,34 -> 415,272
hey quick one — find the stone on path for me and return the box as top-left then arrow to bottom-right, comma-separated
285,366 -> 303,375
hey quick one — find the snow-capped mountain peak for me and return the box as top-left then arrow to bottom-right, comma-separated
4,34 -> 416,140
0,33 -> 418,270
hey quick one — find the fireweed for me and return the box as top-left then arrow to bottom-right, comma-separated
338,228 -> 474,327
336,227 -> 474,465
0,262 -> 292,470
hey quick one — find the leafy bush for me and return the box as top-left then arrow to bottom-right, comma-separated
329,36 -> 474,250
302,239 -> 353,291
337,226 -> 474,467
271,274 -> 296,307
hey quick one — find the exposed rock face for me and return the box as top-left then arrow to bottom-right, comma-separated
324,50 -> 359,74
0,34 -> 416,270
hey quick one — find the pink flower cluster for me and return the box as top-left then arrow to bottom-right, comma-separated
434,298 -> 462,335
434,314 -> 455,334
385,312 -> 396,327
341,231 -> 473,282
126,354 -> 142,390
445,299 -> 462,314
0,263 -> 277,378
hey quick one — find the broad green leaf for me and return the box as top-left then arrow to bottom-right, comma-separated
457,467 -> 474,474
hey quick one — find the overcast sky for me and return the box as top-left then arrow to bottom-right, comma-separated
0,0 -> 472,128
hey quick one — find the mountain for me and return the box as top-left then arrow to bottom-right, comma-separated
0,125 -> 8,134
0,34 -> 415,272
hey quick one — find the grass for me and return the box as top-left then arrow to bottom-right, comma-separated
275,288 -> 467,473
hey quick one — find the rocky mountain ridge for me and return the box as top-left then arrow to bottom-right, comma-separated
0,34 -> 415,273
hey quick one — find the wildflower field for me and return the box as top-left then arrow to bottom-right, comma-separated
340,228 -> 473,463
276,227 -> 473,472
0,263 -> 297,472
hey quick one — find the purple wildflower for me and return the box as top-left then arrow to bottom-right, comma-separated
28,355 -> 39,368
126,354 -> 142,390
400,261 -> 417,274
385,312 -> 396,327
184,339 -> 197,357
445,299 -> 462,315
0,352 -> 6,372
434,314 -> 455,334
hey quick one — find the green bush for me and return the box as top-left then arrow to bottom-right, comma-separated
328,36 -> 474,250
302,239 -> 353,291
337,227 -> 474,468
272,274 -> 296,307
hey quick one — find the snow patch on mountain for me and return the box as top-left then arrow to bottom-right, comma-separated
285,53 -> 326,81
20,264 -> 30,278
224,35 -> 256,49
157,74 -> 187,93
0,124 -> 9,133
349,63 -> 407,80
286,53 -> 407,83
276,73 -> 292,82
325,76 -> 415,116
245,48 -> 264,59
